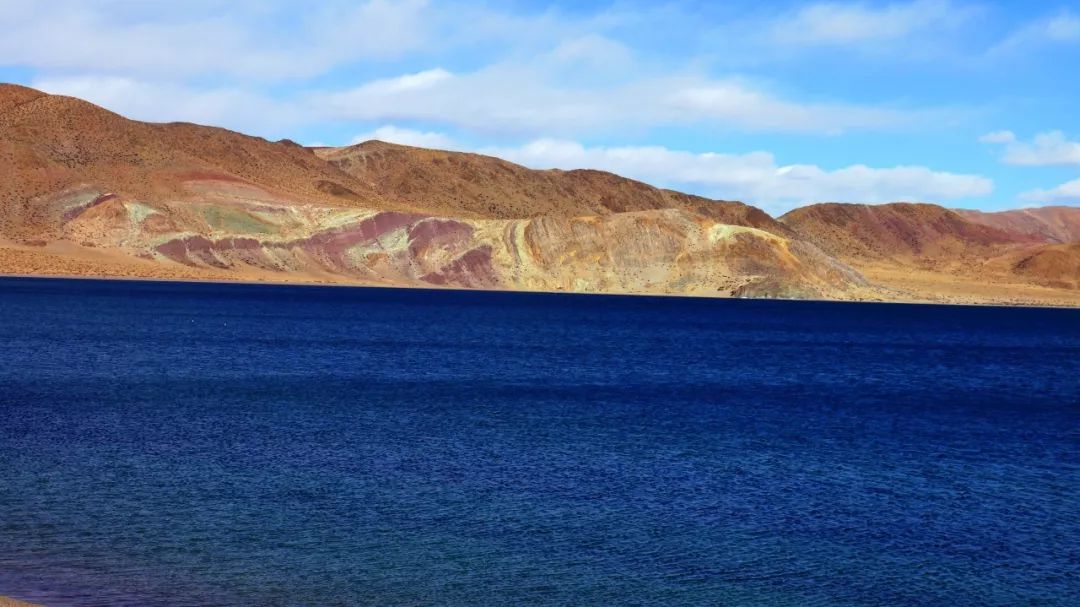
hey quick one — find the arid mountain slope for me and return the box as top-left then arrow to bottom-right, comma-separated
28,188 -> 863,298
0,84 -> 866,299
1,83 -> 1075,305
0,84 -> 392,224
780,202 -> 1080,304
1004,243 -> 1080,289
956,206 -> 1080,244
779,202 -> 1042,264
314,141 -> 792,236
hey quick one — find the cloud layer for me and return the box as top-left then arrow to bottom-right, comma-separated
316,67 -> 918,137
1021,178 -> 1080,204
11,0 -> 968,140
0,0 -> 432,79
981,131 -> 1080,166
770,0 -> 966,47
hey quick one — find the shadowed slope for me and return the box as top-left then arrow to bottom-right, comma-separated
779,202 -> 1042,263
1007,243 -> 1080,289
956,206 -> 1080,244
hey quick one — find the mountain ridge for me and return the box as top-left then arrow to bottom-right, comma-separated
955,206 -> 1080,244
1,83 -> 1076,306
314,140 -> 795,237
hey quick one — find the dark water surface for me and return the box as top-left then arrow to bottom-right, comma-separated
0,277 -> 1078,606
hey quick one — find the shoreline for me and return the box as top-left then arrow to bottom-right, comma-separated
0,596 -> 43,607
2,235 -> 1077,310
2,270 -> 1078,310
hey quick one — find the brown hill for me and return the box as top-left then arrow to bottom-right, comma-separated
0,83 -> 395,241
779,202 -> 1042,264
956,206 -> 1080,244
0,84 -> 867,300
0,83 -> 1074,305
314,141 -> 792,235
0,82 -> 45,111
779,202 -> 1080,305
1006,243 -> 1080,289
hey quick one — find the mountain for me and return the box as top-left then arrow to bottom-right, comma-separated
781,202 -> 1080,304
314,141 -> 791,234
0,84 -> 866,300
1,83 -> 1076,304
0,84 -> 390,217
1007,243 -> 1080,289
778,202 -> 1042,263
955,206 -> 1080,244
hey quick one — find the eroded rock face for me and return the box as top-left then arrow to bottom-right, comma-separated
26,186 -> 867,299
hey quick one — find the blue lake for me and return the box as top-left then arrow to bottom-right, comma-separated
0,277 -> 1078,606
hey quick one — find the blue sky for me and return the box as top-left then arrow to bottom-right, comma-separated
2,0 -> 1079,213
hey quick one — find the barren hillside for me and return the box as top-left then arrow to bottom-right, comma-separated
0,84 -> 865,300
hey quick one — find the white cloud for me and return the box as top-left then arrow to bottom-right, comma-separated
665,82 -> 908,132
475,137 -> 991,213
982,130 -> 1080,166
0,0 -> 432,79
29,66 -> 926,143
1,1 -> 964,140
546,34 -> 635,72
350,125 -> 458,149
342,68 -> 453,95
992,11 -> 1080,53
1043,13 -> 1080,42
1020,178 -> 1080,203
306,0 -> 433,61
316,66 -> 609,135
978,130 -> 1015,144
316,67 -> 923,136
770,0 -> 968,46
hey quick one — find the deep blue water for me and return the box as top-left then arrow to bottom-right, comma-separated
0,277 -> 1078,607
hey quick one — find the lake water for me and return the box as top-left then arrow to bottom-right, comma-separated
0,277 -> 1078,606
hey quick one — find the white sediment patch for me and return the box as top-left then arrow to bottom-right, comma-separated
124,201 -> 159,224
707,223 -> 779,244
372,225 -> 411,252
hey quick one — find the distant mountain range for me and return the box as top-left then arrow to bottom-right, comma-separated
2,83 -> 1077,305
